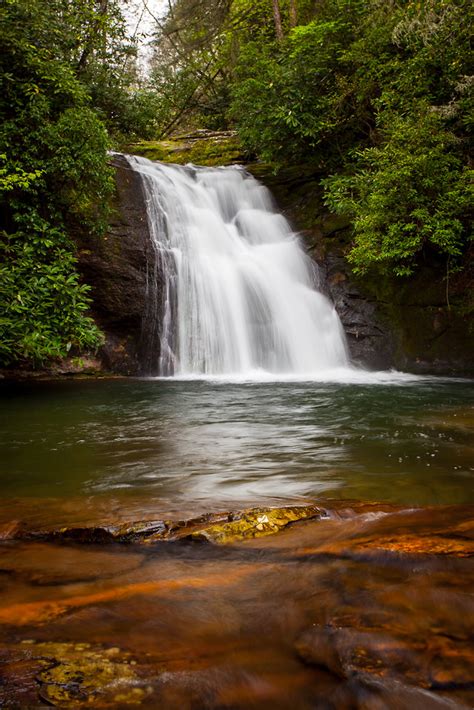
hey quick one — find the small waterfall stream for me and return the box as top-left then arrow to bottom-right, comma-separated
127,155 -> 350,377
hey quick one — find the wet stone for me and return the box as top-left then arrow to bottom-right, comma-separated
356,532 -> 474,558
26,506 -> 323,546
295,623 -> 474,699
0,651 -> 50,707
45,527 -> 117,544
0,641 -> 149,708
295,626 -> 427,687
188,506 -> 322,544
0,520 -> 22,540
110,519 -> 168,542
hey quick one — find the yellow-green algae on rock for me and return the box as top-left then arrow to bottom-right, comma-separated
24,641 -> 148,707
189,505 -> 322,544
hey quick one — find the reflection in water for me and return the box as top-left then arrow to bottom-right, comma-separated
0,378 -> 473,525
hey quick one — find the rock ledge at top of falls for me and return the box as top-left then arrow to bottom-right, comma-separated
126,129 -> 248,167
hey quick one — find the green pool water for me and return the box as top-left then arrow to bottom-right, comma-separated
1,376 -> 473,526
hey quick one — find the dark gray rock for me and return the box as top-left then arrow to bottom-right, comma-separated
320,252 -> 395,369
78,154 -> 161,375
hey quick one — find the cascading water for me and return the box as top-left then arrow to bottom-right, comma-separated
127,155 -> 350,377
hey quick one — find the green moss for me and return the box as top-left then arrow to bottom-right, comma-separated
127,135 -> 247,167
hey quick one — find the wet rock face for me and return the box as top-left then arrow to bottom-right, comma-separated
321,252 -> 395,370
77,154 -> 160,375
322,254 -> 474,374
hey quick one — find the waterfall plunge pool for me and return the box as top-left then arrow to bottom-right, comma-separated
1,375 -> 472,528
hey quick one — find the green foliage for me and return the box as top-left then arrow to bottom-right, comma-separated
229,1 -> 371,165
0,0 -> 114,367
0,224 -> 103,364
324,109 -> 473,275
227,0 -> 472,276
0,155 -> 43,192
230,14 -> 363,165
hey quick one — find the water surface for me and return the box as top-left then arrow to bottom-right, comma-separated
1,376 -> 472,527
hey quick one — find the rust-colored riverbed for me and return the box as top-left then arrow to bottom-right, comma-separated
1,501 -> 473,708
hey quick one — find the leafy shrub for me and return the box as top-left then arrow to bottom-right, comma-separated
324,109 -> 473,275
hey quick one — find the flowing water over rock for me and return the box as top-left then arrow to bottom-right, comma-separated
126,156 -> 349,376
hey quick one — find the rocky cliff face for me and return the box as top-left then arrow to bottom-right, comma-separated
78,154 -> 161,375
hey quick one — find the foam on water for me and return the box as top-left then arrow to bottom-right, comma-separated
147,369 -> 449,385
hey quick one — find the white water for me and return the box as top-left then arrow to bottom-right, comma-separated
128,155 -> 351,377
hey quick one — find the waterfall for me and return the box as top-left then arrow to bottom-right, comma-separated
126,155 -> 350,377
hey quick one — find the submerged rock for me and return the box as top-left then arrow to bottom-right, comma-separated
1,502 -> 473,708
0,641 -> 148,708
296,623 -> 474,696
30,506 -> 323,546
295,626 -> 423,684
355,531 -> 474,558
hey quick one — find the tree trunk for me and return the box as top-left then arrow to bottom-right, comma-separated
272,0 -> 283,41
289,0 -> 297,27
77,0 -> 109,73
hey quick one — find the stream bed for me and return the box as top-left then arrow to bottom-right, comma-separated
0,376 -> 473,707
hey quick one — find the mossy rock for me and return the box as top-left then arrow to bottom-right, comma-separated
31,506 -> 323,546
189,505 -> 322,544
17,641 -> 147,707
126,131 -> 248,167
